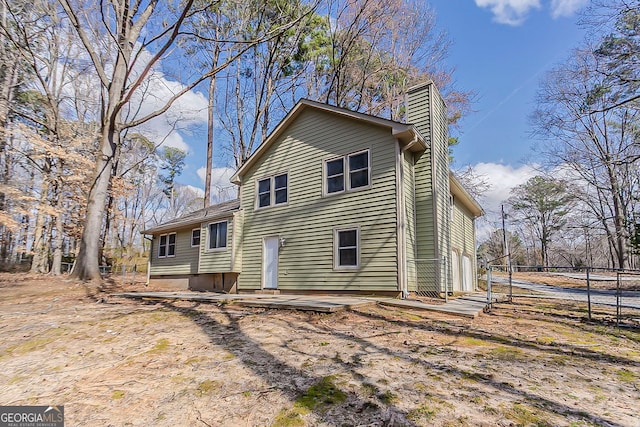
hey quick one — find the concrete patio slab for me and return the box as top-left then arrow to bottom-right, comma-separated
114,292 -> 375,313
114,291 -> 493,317
377,293 -> 490,318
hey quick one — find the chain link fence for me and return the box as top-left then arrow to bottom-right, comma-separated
61,262 -> 148,284
415,258 -> 442,298
486,265 -> 640,327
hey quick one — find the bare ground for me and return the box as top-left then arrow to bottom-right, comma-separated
1,273 -> 639,427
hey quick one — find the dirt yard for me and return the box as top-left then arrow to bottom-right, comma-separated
1,274 -> 639,426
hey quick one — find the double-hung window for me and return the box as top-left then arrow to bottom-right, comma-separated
208,221 -> 228,250
257,173 -> 288,208
158,233 -> 176,258
334,228 -> 359,269
191,229 -> 201,247
325,150 -> 370,195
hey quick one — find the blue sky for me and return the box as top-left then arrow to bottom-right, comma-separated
433,0 -> 588,169
167,0 -> 590,235
429,0 -> 590,234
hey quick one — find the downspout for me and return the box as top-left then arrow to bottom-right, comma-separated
395,139 -> 406,298
396,135 -> 418,299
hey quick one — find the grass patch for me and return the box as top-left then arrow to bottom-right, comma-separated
3,327 -> 67,357
221,351 -> 236,361
295,375 -> 346,411
378,390 -> 398,405
360,382 -> 378,397
407,404 -> 437,422
398,311 -> 423,321
272,376 -> 346,425
536,336 -> 556,345
111,390 -> 125,400
616,369 -> 638,383
184,356 -> 207,365
459,337 -> 492,347
487,346 -> 525,360
500,402 -> 551,427
147,338 -> 170,355
196,379 -> 221,396
272,408 -> 307,427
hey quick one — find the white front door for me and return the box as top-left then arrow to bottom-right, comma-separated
451,250 -> 461,292
462,255 -> 473,291
263,237 -> 279,289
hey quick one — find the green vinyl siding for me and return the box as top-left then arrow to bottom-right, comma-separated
408,82 -> 451,294
408,84 -> 437,293
238,108 -> 398,292
149,228 -> 198,275
199,218 -> 233,273
403,149 -> 417,291
431,86 -> 452,293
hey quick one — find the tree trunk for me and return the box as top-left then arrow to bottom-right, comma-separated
50,180 -> 63,275
71,131 -> 117,281
30,175 -> 51,274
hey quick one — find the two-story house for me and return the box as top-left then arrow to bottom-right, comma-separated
142,82 -> 483,297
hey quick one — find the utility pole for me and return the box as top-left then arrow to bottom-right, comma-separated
502,205 -> 513,302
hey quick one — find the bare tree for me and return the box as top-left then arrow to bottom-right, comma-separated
506,176 -> 574,267
532,46 -> 640,269
59,0 -> 313,280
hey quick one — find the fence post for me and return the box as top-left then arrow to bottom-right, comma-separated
487,266 -> 492,310
508,263 -> 513,303
443,255 -> 448,303
585,267 -> 592,321
616,272 -> 621,326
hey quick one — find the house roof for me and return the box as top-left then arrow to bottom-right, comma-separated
230,98 -> 427,184
449,173 -> 484,218
141,199 -> 240,235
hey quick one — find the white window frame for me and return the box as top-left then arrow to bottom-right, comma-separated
256,172 -> 288,209
333,226 -> 360,270
191,228 -> 201,248
323,149 -> 371,196
158,232 -> 176,258
206,221 -> 228,252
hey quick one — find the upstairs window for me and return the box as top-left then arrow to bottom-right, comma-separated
191,229 -> 201,247
326,158 -> 344,194
257,173 -> 288,208
208,221 -> 228,250
158,233 -> 176,258
349,151 -> 369,189
325,150 -> 370,195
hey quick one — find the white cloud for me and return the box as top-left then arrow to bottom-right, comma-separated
475,0 -> 541,25
471,162 -> 539,240
196,166 -> 237,203
550,0 -> 589,18
125,48 -> 209,153
184,185 -> 205,198
475,0 -> 587,25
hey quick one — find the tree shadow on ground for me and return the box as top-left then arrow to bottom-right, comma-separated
155,300 -> 417,426
353,305 -> 640,367
298,307 -> 627,427
498,299 -> 640,338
